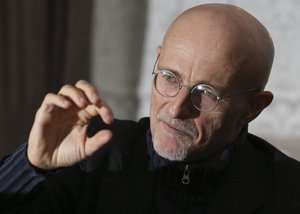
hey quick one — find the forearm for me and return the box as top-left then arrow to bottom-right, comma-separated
0,143 -> 52,211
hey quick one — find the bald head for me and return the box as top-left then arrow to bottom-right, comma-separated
151,4 -> 274,162
160,3 -> 274,90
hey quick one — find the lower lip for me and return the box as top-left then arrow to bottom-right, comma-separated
160,121 -> 182,135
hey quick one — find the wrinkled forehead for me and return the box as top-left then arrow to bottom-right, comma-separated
159,5 -> 271,90
159,27 -> 242,90
158,45 -> 237,93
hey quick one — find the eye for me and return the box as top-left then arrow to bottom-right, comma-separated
195,85 -> 218,100
161,70 -> 178,84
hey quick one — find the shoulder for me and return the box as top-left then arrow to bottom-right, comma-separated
247,133 -> 299,163
246,133 -> 300,181
230,133 -> 300,182
245,134 -> 300,210
216,134 -> 300,212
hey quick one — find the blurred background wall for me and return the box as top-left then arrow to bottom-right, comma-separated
0,0 -> 93,158
1,0 -> 299,160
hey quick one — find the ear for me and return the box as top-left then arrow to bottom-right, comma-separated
239,91 -> 273,125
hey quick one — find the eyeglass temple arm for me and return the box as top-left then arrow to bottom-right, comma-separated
221,88 -> 262,100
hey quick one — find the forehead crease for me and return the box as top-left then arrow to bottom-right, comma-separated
162,38 -> 238,83
160,54 -> 231,89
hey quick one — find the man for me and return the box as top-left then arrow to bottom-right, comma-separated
1,3 -> 300,214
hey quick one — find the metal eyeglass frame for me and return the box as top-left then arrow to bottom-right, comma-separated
152,56 -> 262,112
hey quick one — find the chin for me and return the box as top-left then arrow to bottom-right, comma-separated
152,133 -> 191,161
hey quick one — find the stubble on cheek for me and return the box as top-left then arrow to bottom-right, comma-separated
150,91 -> 208,161
151,108 -> 227,161
150,111 -> 199,161
152,127 -> 192,161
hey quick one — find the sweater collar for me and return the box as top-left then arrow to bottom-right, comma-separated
146,127 -> 248,170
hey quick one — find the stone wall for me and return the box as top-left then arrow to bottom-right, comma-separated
90,0 -> 147,119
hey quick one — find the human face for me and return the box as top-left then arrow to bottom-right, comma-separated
150,39 -> 250,162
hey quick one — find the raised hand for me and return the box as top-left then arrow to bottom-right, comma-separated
27,80 -> 114,169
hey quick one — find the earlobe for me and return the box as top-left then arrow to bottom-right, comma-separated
240,91 -> 273,125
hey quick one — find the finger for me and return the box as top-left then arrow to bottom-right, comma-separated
75,80 -> 101,105
41,93 -> 72,111
84,129 -> 113,157
85,100 -> 114,124
67,80 -> 114,123
58,84 -> 89,108
97,99 -> 114,124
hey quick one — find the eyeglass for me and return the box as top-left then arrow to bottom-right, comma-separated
152,57 -> 262,112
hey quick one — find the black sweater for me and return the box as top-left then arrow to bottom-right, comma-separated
1,117 -> 300,214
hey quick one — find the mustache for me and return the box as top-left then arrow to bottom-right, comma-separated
157,111 -> 198,138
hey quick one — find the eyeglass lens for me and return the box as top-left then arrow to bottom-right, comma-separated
154,70 -> 219,111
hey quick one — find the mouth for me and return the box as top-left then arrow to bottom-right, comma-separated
160,119 -> 195,140
161,120 -> 181,133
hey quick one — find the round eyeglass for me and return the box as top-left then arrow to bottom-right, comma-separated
152,58 -> 262,112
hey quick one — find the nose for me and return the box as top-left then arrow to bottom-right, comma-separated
167,86 -> 197,119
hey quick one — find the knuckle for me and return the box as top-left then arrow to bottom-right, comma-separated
76,80 -> 96,91
44,93 -> 55,100
60,84 -> 73,91
75,79 -> 88,87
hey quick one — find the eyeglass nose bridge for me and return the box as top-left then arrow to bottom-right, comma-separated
176,83 -> 201,101
168,83 -> 203,112
178,84 -> 192,93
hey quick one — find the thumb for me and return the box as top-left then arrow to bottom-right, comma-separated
84,130 -> 113,157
